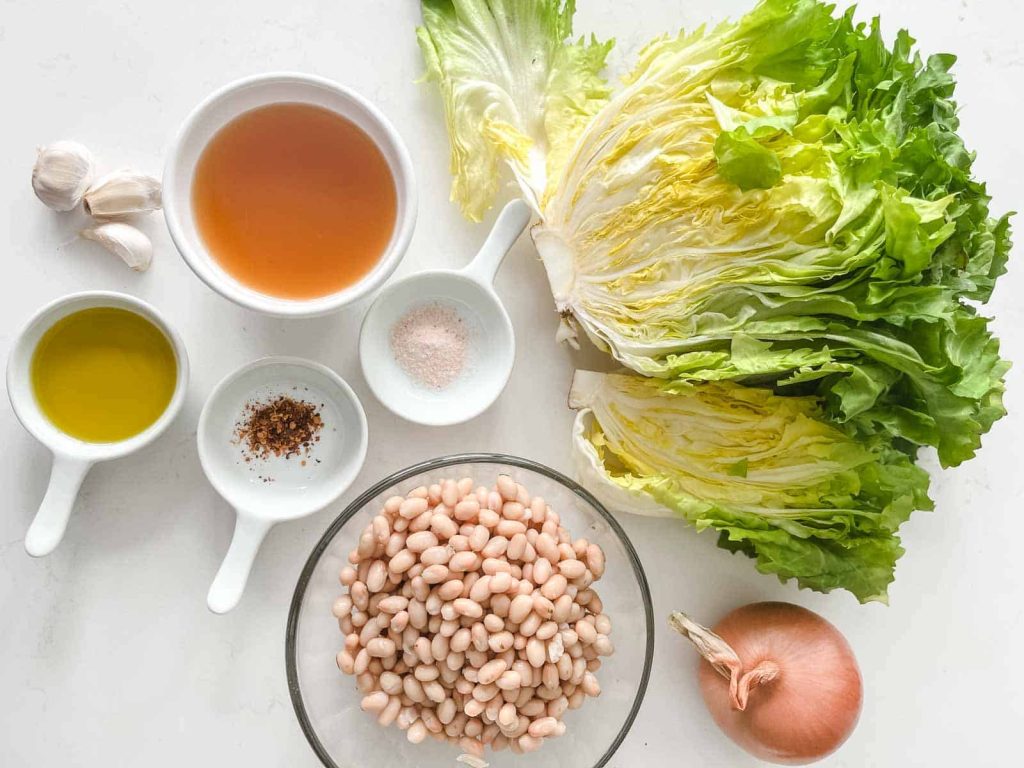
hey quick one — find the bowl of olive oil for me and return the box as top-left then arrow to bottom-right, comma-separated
7,291 -> 189,556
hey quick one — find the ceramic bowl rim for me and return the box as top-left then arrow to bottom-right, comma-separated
285,452 -> 654,768
5,290 -> 190,461
196,355 -> 369,518
358,270 -> 516,427
162,71 -> 418,318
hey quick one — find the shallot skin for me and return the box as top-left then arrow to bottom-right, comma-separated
698,602 -> 863,765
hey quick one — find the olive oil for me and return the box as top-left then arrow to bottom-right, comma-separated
31,307 -> 177,442
191,102 -> 397,300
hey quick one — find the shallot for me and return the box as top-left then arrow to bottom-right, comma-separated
670,603 -> 862,765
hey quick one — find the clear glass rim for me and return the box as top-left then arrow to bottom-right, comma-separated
285,452 -> 655,768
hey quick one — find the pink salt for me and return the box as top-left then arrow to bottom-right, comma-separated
390,302 -> 468,390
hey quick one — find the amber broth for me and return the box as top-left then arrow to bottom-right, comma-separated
191,103 -> 397,300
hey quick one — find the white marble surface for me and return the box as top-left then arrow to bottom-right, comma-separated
1,1 -> 1021,765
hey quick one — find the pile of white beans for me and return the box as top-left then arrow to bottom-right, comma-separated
333,474 -> 613,758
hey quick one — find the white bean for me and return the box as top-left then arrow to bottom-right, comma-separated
454,499 -> 480,522
377,696 -> 401,726
508,594 -> 533,624
526,637 -> 547,668
558,559 -> 586,580
389,550 -> 416,574
367,638 -> 396,658
478,659 -> 508,685
421,564 -> 450,585
378,595 -> 408,614
333,476 -> 612,757
468,575 -> 492,603
406,530 -> 438,553
532,594 -> 554,620
441,479 -> 459,508
437,697 -> 457,725
502,501 -> 524,521
488,631 -> 514,653
496,475 -> 517,501
496,670 -> 522,691
361,691 -> 389,713
450,627 -> 472,653
528,716 -> 558,738
519,612 -> 541,638
586,544 -> 605,578
339,566 -> 357,586
407,719 -> 427,744
576,619 -> 597,645
497,520 -> 526,538
437,579 -> 463,601
399,497 -> 429,519
552,594 -> 573,624
540,574 -> 567,600
448,551 -> 480,573
453,598 -> 484,619
431,515 -> 458,540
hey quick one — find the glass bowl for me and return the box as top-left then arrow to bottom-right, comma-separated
286,453 -> 654,768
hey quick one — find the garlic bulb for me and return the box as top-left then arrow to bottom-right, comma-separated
81,222 -> 152,272
32,140 -> 95,211
83,170 -> 162,218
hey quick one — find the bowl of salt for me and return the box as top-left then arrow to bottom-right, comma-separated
359,200 -> 530,426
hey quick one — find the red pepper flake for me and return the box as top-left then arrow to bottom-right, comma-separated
234,395 -> 324,461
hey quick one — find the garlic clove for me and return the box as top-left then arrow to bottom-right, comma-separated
81,222 -> 153,272
32,140 -> 95,211
83,169 -> 162,218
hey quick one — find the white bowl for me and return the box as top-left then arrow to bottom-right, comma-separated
163,72 -> 417,318
198,356 -> 368,613
6,291 -> 190,556
359,200 -> 530,426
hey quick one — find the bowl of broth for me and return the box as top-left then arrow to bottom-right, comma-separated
163,72 -> 417,317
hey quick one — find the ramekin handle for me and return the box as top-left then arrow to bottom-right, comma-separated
25,453 -> 92,557
207,513 -> 274,614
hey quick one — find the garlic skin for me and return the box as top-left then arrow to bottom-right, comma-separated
83,170 -> 162,218
81,222 -> 153,272
32,141 -> 95,211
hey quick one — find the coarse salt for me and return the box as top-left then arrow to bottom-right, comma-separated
390,301 -> 468,389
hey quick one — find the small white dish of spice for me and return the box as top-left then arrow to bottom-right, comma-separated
198,356 -> 367,613
360,200 -> 531,426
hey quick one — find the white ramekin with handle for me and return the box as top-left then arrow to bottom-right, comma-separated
6,291 -> 190,556
198,356 -> 368,614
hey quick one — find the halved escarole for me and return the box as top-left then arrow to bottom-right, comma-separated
569,370 -> 933,603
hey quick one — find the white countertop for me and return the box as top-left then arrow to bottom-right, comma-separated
2,1 -> 1021,765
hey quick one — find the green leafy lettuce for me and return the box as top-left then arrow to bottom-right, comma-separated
570,371 -> 933,602
417,0 -> 1012,601
417,0 -> 613,220
533,0 -> 1011,467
